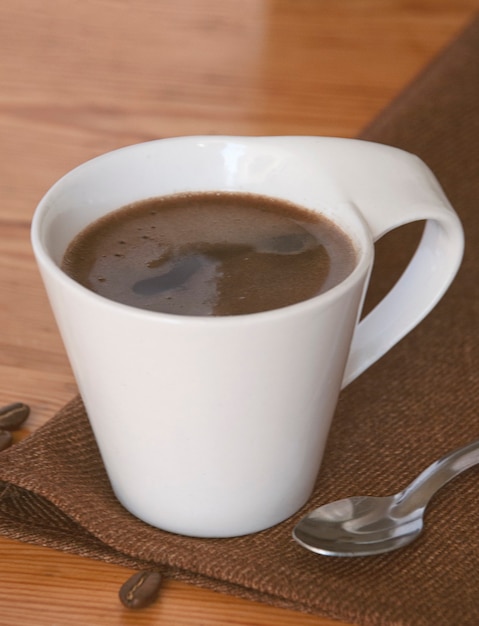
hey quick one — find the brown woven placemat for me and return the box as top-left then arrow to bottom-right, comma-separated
1,15 -> 479,626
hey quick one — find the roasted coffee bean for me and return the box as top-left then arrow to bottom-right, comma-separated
0,402 -> 30,430
0,430 -> 13,452
119,570 -> 162,609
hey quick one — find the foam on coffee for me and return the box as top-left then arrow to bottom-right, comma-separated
61,192 -> 357,316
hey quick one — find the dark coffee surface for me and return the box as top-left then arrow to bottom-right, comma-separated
62,192 -> 356,316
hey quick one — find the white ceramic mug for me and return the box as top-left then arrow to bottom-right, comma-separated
31,136 -> 463,537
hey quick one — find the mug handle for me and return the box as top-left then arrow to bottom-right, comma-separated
338,140 -> 464,387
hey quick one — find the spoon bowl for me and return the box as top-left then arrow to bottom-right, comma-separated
293,494 -> 424,556
293,439 -> 479,557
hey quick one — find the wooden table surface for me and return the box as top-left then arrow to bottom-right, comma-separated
1,1 -> 477,624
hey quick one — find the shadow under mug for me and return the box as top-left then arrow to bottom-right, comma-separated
31,136 -> 464,537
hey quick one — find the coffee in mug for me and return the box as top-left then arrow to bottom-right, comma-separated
61,192 -> 357,316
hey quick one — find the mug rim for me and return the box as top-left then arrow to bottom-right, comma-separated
31,136 -> 374,325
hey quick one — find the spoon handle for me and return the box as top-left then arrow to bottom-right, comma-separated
397,439 -> 479,513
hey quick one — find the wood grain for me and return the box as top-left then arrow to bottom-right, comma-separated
0,1 -> 477,624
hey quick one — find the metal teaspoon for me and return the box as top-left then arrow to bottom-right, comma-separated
292,438 -> 479,557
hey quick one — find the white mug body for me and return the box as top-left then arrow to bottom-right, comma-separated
31,136 -> 463,537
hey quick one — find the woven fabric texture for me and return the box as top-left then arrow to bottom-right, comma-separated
1,15 -> 479,626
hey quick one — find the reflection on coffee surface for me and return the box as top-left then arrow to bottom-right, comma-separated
61,192 -> 357,315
